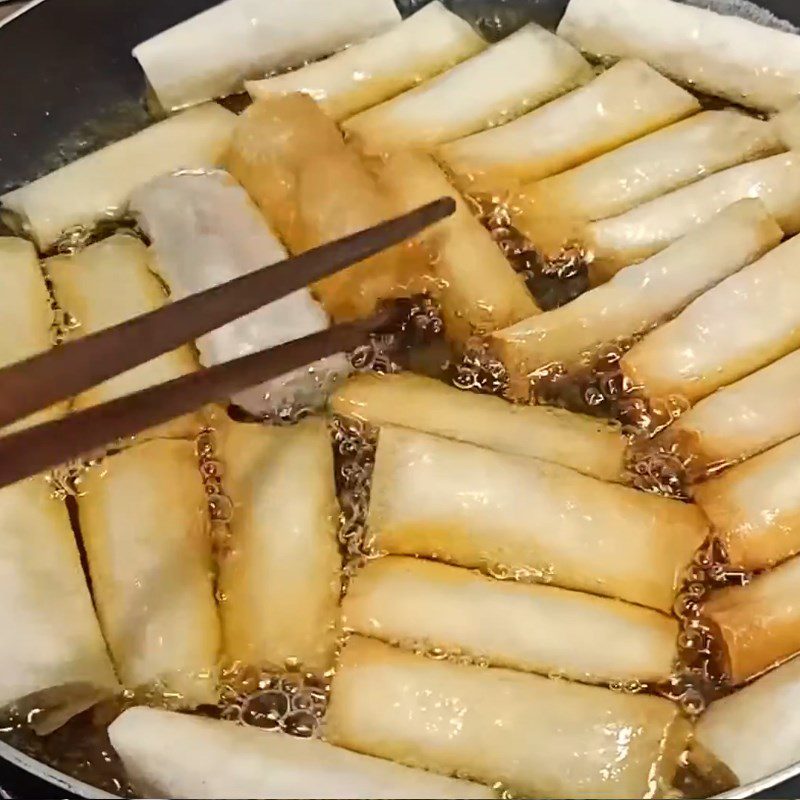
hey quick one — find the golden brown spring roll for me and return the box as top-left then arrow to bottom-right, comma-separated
110,706 -> 495,799
226,95 -> 429,321
584,152 -> 800,282
558,0 -> 800,113
493,199 -> 781,375
621,233 -> 800,404
246,2 -> 486,120
47,234 -> 200,439
368,426 -> 707,612
695,654 -> 800,786
695,435 -> 800,571
439,59 -> 699,189
342,556 -> 678,684
77,440 -> 220,707
225,95 -> 344,244
343,23 -> 592,153
514,110 -> 782,242
331,372 -> 626,482
0,477 -> 119,718
218,418 -> 341,675
377,150 -> 537,343
326,636 -> 689,800
703,555 -> 800,685
0,238 -> 65,433
663,348 -> 800,473
0,104 -> 236,249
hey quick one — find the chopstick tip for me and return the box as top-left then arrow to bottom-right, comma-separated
430,195 -> 457,220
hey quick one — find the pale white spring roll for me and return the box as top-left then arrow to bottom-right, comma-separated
557,0 -> 800,112
342,556 -> 678,684
133,0 -> 401,111
774,102 -> 800,150
622,233 -> 800,404
47,234 -> 200,439
494,199 -> 782,373
218,418 -> 341,675
77,440 -> 220,707
0,477 -> 118,718
0,104 -> 235,249
368,426 -> 707,612
585,152 -> 800,282
439,59 -> 700,189
327,636 -> 689,800
331,372 -> 627,482
377,151 -> 538,343
131,171 -> 349,417
0,238 -> 65,433
227,95 -> 430,322
663,348 -> 800,472
695,654 -> 800,786
514,110 -> 783,243
109,707 -> 495,800
702,554 -> 800,685
247,3 -> 486,120
0,238 -> 51,368
694,435 -> 800,571
343,23 -> 592,153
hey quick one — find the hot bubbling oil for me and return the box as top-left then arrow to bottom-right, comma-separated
0,245 -> 739,800
1,36 -> 779,796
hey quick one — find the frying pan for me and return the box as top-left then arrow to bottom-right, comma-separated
1,0 -> 800,797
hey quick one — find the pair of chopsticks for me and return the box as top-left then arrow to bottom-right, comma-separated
0,197 -> 455,490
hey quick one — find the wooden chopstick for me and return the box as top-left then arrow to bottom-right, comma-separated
0,196 -> 455,429
0,314 -> 382,491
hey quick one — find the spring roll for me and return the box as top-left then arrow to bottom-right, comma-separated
0,104 -> 235,249
109,707 -> 495,799
702,555 -> 800,685
133,0 -> 401,111
369,426 -> 707,612
77,440 -> 220,706
343,23 -> 592,154
494,200 -> 782,373
621,233 -> 800,404
47,234 -> 200,439
694,435 -> 800,571
246,3 -> 486,121
0,238 -> 65,433
226,96 -> 429,321
558,0 -> 800,113
439,59 -> 699,189
0,239 -> 51,368
331,372 -> 626,482
585,152 -> 800,282
342,556 -> 678,684
218,418 -> 341,675
774,102 -> 800,151
0,476 -> 118,718
131,171 -> 349,417
327,636 -> 689,800
515,110 -> 783,243
377,151 -> 537,343
663,349 -> 800,473
694,654 -> 800,786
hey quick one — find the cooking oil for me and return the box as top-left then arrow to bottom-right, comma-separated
4,8 -> 792,792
